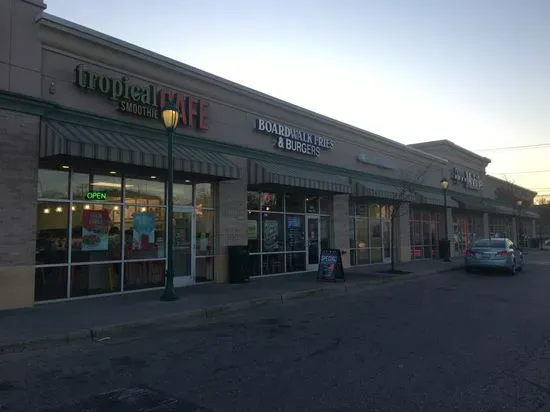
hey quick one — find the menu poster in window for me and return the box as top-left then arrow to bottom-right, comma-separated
316,249 -> 345,282
132,212 -> 156,250
287,215 -> 304,250
263,219 -> 279,252
81,210 -> 110,251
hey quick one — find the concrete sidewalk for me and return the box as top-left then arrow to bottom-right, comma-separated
0,259 -> 463,353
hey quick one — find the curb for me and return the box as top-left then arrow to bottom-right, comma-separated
0,267 -> 461,354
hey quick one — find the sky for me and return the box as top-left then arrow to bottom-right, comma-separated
44,0 -> 550,197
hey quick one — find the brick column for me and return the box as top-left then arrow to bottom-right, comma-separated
0,110 -> 40,309
332,194 -> 350,268
512,217 -> 518,244
395,202 -> 411,263
482,212 -> 489,238
215,177 -> 247,283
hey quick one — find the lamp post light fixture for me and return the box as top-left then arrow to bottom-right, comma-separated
440,177 -> 452,262
516,199 -> 523,248
160,100 -> 180,301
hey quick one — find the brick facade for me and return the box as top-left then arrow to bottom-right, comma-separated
0,109 -> 40,308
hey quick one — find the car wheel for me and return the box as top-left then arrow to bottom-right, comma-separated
509,261 -> 517,275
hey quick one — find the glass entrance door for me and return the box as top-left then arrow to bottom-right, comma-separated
307,217 -> 320,270
172,207 -> 196,286
382,220 -> 391,263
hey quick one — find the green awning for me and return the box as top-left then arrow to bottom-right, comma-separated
414,190 -> 459,208
352,180 -> 404,200
40,120 -> 241,179
248,160 -> 351,193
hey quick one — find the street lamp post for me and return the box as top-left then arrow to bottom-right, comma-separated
160,100 -> 180,301
440,178 -> 452,262
516,199 -> 523,248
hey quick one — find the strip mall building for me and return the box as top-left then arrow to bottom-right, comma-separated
0,0 -> 539,310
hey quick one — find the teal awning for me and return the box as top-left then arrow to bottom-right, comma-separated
248,160 -> 351,193
40,120 -> 241,179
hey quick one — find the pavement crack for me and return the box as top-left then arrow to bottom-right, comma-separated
523,377 -> 550,395
307,337 -> 342,358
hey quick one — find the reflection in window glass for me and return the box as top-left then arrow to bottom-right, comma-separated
72,172 -> 123,202
71,203 -> 121,263
262,213 -> 284,252
306,196 -> 319,213
125,206 -> 165,260
247,191 -> 260,210
196,183 -> 214,208
285,193 -> 305,213
125,178 -> 164,205
286,252 -> 306,272
35,266 -> 67,301
38,169 -> 69,199
196,210 -> 215,256
320,197 -> 331,214
262,192 -> 283,212
248,212 -> 261,253
36,202 -> 69,265
70,263 -> 121,297
173,183 -> 193,205
124,260 -> 164,291
196,257 -> 215,282
263,254 -> 285,275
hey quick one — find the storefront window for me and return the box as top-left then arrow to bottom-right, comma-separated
349,200 -> 391,265
286,215 -> 305,251
124,261 -> 164,291
196,210 -> 215,256
196,183 -> 214,209
173,183 -> 193,205
247,212 -> 261,253
72,172 -> 123,202
285,193 -> 305,213
306,196 -> 319,213
124,206 -> 165,260
247,191 -> 260,210
320,197 -> 331,214
247,190 -> 331,275
410,208 -> 441,259
70,263 -> 121,297
35,266 -> 68,301
262,192 -> 283,212
36,201 -> 69,265
125,177 -> 165,206
71,204 -> 122,263
38,169 -> 69,199
262,213 -> 284,252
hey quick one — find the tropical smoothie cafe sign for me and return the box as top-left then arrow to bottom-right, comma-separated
74,64 -> 208,130
255,118 -> 335,157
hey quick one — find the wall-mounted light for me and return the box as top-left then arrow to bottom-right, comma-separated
84,204 -> 90,210
150,176 -> 157,179
141,207 -> 147,212
114,206 -> 119,211
184,179 -> 191,183
43,208 -> 51,214
71,206 -> 76,212
55,207 -> 63,213
61,165 -> 69,170
109,171 -> 117,175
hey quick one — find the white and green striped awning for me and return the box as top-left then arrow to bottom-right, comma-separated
248,160 -> 351,193
40,120 -> 241,179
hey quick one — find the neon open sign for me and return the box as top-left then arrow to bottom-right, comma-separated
86,191 -> 108,200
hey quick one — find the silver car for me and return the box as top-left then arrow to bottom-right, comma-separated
464,238 -> 524,275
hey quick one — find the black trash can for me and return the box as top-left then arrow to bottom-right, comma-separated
438,239 -> 451,259
228,245 -> 251,283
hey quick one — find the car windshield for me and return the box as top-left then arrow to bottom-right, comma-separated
472,239 -> 507,249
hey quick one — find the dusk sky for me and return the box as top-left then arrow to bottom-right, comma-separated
44,0 -> 550,197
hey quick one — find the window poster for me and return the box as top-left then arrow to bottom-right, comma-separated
81,210 -> 110,251
263,219 -> 279,252
132,212 -> 156,250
